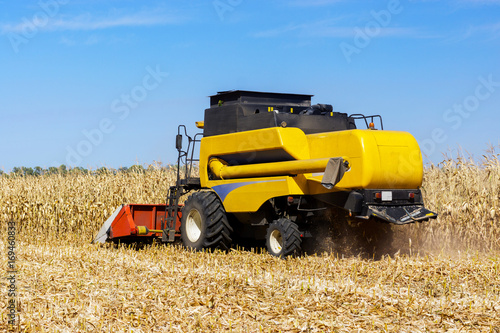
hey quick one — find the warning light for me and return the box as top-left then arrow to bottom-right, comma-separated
409,192 -> 415,200
369,122 -> 375,129
287,196 -> 294,203
375,192 -> 382,200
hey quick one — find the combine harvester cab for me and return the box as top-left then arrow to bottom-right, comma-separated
94,90 -> 437,257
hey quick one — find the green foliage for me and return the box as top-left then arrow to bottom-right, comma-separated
48,167 -> 59,175
12,166 -> 35,176
58,164 -> 67,175
95,166 -> 112,175
128,165 -> 145,174
3,164 -> 168,176
71,167 -> 89,175
34,166 -> 43,176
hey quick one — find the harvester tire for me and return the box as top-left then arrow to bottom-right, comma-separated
181,191 -> 233,251
266,218 -> 301,257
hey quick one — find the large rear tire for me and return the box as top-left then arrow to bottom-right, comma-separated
266,218 -> 301,257
181,192 -> 233,251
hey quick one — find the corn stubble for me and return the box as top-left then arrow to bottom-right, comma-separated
1,156 -> 499,332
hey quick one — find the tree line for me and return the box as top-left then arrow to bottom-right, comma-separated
0,164 -> 178,177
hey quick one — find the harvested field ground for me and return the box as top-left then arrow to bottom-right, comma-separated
1,241 -> 499,332
1,154 -> 500,332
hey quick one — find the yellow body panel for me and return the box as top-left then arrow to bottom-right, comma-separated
206,175 -> 312,213
199,127 -> 423,213
200,127 -> 310,160
306,129 -> 423,189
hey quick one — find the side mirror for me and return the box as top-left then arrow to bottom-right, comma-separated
175,135 -> 182,150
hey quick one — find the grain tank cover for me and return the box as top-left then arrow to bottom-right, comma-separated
204,90 -> 356,137
210,90 -> 312,109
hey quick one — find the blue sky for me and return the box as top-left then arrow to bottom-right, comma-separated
1,0 -> 499,171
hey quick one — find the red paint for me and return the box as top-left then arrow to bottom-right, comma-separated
109,204 -> 183,239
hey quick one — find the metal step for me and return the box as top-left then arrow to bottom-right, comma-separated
180,177 -> 200,186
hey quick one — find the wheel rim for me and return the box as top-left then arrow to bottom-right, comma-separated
269,229 -> 283,254
186,209 -> 202,243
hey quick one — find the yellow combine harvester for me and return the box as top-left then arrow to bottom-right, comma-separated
94,90 -> 437,257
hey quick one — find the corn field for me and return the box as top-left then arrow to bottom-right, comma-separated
0,165 -> 177,243
1,154 -> 500,332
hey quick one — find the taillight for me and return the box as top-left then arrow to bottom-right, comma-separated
375,191 -> 392,201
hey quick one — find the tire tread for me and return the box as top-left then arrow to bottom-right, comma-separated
181,191 -> 232,251
266,218 -> 301,257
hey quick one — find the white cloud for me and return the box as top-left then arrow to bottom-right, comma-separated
315,26 -> 418,38
59,36 -> 76,46
457,0 -> 500,4
252,19 -> 422,39
252,23 -> 302,38
288,0 -> 345,6
462,21 -> 500,40
0,8 -> 183,34
442,20 -> 500,43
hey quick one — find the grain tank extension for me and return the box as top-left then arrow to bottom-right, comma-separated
94,90 -> 437,257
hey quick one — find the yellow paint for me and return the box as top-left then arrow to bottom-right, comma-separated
306,129 -> 422,189
206,176 -> 313,212
199,127 -> 311,170
209,156 -> 341,179
199,127 -> 424,213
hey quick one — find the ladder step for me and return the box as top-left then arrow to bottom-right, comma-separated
162,229 -> 176,242
180,178 -> 200,186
